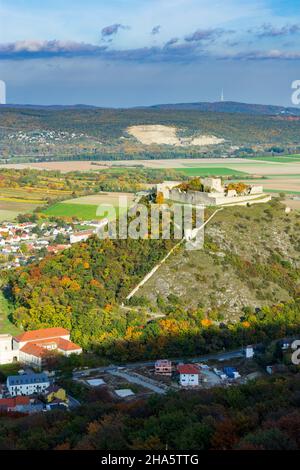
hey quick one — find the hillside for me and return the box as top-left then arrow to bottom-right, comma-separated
136,200 -> 300,322
148,100 -> 300,116
1,105 -> 300,161
4,198 -> 300,360
3,100 -> 300,115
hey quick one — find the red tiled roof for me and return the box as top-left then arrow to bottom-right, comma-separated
47,245 -> 70,253
177,364 -> 199,375
15,327 -> 70,343
20,338 -> 81,358
56,337 -> 82,352
73,230 -> 94,237
0,396 -> 30,408
20,343 -> 49,358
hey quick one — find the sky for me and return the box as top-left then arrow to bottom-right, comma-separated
0,0 -> 300,107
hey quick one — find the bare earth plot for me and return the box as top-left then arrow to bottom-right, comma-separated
127,125 -> 224,146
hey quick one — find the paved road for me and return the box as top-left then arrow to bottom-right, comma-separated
109,370 -> 167,395
73,348 -> 245,379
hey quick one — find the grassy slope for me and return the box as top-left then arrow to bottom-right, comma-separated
0,290 -> 20,335
137,201 -> 300,321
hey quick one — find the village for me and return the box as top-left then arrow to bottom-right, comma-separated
0,218 -> 109,270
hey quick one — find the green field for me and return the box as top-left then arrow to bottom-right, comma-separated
43,202 -> 126,220
247,155 -> 300,163
43,203 -> 104,220
0,291 -> 20,335
263,189 -> 300,195
43,192 -> 135,220
176,167 -> 248,176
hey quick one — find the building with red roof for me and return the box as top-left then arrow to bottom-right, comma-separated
0,396 -> 30,413
13,328 -> 82,369
177,364 -> 200,387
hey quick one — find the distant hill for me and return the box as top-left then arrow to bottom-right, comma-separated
0,104 -> 99,110
2,100 -> 300,116
1,101 -> 300,160
146,100 -> 300,116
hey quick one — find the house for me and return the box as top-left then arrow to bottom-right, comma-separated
0,396 -> 30,413
155,359 -> 172,376
177,364 -> 200,386
46,244 -> 70,254
44,384 -> 67,403
0,334 -> 19,365
7,372 -> 50,397
14,327 -> 82,369
70,229 -> 94,244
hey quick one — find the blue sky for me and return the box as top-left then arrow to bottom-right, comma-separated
0,0 -> 300,106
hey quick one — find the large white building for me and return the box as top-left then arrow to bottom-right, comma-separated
14,327 -> 82,369
0,328 -> 82,368
7,372 -> 50,397
70,229 -> 94,244
0,334 -> 19,365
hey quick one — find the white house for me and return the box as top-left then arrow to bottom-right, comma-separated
7,372 -> 50,396
177,364 -> 200,387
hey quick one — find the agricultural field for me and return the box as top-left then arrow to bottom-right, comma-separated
0,185 -> 73,222
244,154 -> 300,163
2,156 -> 300,176
1,157 -> 300,223
0,199 -> 43,222
43,192 -> 135,220
234,175 -> 300,195
176,167 -> 248,176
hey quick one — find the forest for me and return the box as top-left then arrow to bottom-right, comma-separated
0,374 -> 300,450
